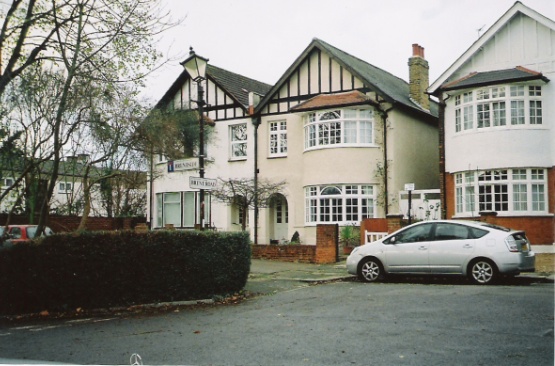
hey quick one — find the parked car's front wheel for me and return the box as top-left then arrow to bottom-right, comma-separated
469,259 -> 497,285
358,257 -> 384,283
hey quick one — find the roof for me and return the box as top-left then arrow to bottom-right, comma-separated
207,65 -> 272,108
429,1 -> 555,94
256,38 -> 438,118
439,66 -> 549,91
290,91 -> 371,112
155,64 -> 272,111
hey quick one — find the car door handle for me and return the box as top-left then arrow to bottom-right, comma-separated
463,244 -> 473,249
418,246 -> 427,250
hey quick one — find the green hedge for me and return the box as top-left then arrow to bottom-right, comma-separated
0,230 -> 251,315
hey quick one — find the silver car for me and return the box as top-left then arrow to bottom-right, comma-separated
347,220 -> 535,285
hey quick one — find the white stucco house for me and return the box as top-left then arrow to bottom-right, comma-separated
148,38 -> 440,244
429,1 -> 554,244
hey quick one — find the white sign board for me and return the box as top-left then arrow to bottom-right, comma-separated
167,159 -> 199,173
404,183 -> 415,191
189,177 -> 217,190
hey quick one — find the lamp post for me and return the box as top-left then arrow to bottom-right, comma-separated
181,47 -> 209,230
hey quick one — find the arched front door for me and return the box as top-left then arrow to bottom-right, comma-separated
270,194 -> 288,242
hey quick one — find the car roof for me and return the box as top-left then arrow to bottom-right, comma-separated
411,220 -> 513,232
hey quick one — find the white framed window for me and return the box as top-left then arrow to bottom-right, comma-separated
454,168 -> 548,216
230,123 -> 247,159
59,182 -> 73,193
454,84 -> 543,133
155,191 -> 211,228
305,184 -> 376,225
304,108 -> 375,150
269,120 -> 287,157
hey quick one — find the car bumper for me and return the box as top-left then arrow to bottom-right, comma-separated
497,251 -> 536,274
346,252 -> 362,275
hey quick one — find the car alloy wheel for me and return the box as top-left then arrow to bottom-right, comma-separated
470,260 -> 496,285
358,258 -> 383,283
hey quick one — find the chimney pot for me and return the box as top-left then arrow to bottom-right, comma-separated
409,44 -> 430,110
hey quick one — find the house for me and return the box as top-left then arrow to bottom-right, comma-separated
253,38 -> 439,244
428,1 -> 554,244
1,155 -> 146,218
147,61 -> 273,230
149,38 -> 440,244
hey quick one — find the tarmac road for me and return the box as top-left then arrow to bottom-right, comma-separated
0,259 -> 553,365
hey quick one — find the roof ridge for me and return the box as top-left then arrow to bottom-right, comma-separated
207,64 -> 272,90
314,38 -> 410,86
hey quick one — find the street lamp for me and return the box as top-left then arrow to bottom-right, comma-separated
181,47 -> 209,230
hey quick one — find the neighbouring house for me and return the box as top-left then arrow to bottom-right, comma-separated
149,38 -> 440,244
147,61 -> 273,230
1,155 -> 146,218
428,1 -> 555,244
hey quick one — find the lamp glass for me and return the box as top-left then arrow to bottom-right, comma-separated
183,54 -> 208,82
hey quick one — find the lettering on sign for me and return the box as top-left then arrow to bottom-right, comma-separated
189,177 -> 217,190
167,159 -> 199,173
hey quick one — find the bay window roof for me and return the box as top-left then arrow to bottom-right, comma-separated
438,66 -> 549,92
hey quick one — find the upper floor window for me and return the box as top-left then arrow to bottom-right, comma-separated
59,182 -> 73,194
454,168 -> 547,216
304,108 -> 374,150
269,121 -> 287,157
454,85 -> 542,133
230,123 -> 247,160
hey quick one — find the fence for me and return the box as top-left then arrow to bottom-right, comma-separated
398,189 -> 441,221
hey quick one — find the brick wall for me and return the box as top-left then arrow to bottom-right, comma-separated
251,245 -> 316,263
315,224 -> 338,264
0,214 -> 146,233
360,218 -> 388,244
251,224 -> 338,264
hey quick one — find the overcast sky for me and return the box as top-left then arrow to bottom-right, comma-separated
141,0 -> 555,105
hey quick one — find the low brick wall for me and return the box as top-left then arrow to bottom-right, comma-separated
252,224 -> 338,264
0,214 -> 146,233
251,244 -> 316,263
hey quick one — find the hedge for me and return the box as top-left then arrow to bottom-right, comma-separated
0,230 -> 251,315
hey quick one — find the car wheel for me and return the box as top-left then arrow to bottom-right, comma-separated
469,259 -> 497,285
358,257 -> 384,283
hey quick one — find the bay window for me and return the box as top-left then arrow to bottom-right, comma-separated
305,184 -> 376,225
304,108 -> 375,150
454,168 -> 547,215
454,84 -> 543,132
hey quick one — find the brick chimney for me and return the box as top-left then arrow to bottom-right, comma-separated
408,44 -> 430,110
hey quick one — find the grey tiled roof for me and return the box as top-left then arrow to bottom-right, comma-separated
439,67 -> 549,91
207,64 -> 272,108
155,64 -> 272,110
256,38 -> 438,118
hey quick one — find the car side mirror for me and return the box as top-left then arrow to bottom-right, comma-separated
384,236 -> 396,244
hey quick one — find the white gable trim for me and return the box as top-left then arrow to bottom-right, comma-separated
429,1 -> 555,93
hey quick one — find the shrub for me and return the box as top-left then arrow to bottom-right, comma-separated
0,230 -> 251,315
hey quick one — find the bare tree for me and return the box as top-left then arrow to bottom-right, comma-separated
211,178 -> 287,232
1,0 -> 178,234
